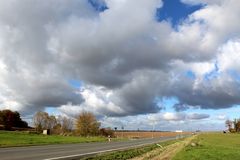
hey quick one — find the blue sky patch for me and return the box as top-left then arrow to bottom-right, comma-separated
185,70 -> 196,79
68,79 -> 82,88
204,62 -> 219,81
88,0 -> 108,12
156,0 -> 203,27
159,97 -> 180,112
45,107 -> 61,115
228,70 -> 240,82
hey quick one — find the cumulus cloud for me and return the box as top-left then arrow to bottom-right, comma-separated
0,0 -> 240,122
162,112 -> 186,121
162,112 -> 209,121
217,114 -> 227,120
100,112 -> 210,131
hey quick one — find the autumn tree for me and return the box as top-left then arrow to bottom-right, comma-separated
0,109 -> 28,130
99,127 -> 114,137
236,121 -> 240,132
225,119 -> 240,133
76,111 -> 100,136
233,119 -> 240,132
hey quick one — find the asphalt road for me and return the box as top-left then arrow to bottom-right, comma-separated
0,136 -> 179,160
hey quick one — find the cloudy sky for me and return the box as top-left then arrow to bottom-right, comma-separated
0,0 -> 240,131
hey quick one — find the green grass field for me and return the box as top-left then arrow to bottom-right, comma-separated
173,133 -> 240,160
0,131 -> 107,147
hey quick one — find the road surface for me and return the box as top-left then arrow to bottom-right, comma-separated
0,136 -> 179,160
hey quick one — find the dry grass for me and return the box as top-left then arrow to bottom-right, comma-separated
115,131 -> 190,139
130,136 -> 195,160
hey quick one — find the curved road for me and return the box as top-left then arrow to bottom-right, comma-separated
0,136 -> 179,160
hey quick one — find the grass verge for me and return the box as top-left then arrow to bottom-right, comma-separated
82,139 -> 181,160
173,133 -> 240,160
0,131 -> 107,147
131,136 -> 195,160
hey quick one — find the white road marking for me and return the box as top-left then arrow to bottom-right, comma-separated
43,142 -> 157,160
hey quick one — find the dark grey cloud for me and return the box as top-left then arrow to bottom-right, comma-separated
168,73 -> 240,110
173,103 -> 190,112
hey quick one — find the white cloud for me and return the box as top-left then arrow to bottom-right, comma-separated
163,112 -> 186,121
217,39 -> 240,72
217,114 -> 227,120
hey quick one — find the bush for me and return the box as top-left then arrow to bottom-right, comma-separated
100,128 -> 115,137
229,128 -> 236,133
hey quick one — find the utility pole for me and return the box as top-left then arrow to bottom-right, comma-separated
121,126 -> 124,138
152,122 -> 155,138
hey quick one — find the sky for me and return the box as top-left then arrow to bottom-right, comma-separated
1,0 -> 240,131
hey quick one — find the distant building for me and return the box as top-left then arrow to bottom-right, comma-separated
175,130 -> 183,133
43,129 -> 50,135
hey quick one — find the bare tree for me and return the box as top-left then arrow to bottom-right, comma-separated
33,111 -> 49,132
57,116 -> 73,133
225,119 -> 233,131
46,115 -> 57,130
33,111 -> 59,133
76,111 -> 100,136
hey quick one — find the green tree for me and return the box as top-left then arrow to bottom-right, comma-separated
76,111 -> 100,136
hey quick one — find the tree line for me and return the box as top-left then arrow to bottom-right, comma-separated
225,119 -> 240,133
0,110 -> 28,130
33,111 -> 114,136
0,109 -> 114,137
33,111 -> 74,135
